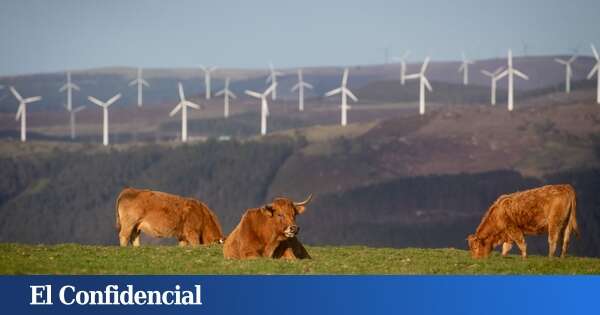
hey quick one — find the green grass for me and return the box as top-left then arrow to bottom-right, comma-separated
1,244 -> 599,275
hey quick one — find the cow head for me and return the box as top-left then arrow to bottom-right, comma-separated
261,194 -> 312,240
467,234 -> 492,259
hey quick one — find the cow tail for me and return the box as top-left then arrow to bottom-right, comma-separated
569,190 -> 580,239
115,188 -> 127,232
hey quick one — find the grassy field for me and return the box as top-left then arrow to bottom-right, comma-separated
1,244 -> 600,275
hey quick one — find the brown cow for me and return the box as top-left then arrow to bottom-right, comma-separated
223,195 -> 313,259
116,187 -> 224,247
467,184 -> 579,259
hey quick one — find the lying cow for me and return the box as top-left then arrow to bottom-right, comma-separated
467,184 -> 579,259
116,187 -> 224,246
223,195 -> 313,259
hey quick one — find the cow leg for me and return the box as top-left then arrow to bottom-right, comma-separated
185,234 -> 200,247
560,224 -> 573,258
178,239 -> 189,247
501,242 -> 513,257
547,226 -> 562,258
118,223 -> 135,247
132,229 -> 141,247
507,229 -> 527,258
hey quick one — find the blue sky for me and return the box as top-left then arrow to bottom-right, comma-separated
0,0 -> 599,75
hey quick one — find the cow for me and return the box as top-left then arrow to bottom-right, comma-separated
223,194 -> 313,259
467,184 -> 579,259
115,187 -> 224,247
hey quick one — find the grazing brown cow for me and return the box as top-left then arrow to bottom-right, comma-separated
223,195 -> 313,259
467,184 -> 579,259
116,187 -> 224,247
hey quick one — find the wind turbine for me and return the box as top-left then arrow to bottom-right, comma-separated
245,84 -> 275,135
169,83 -> 201,142
555,55 -> 578,94
266,62 -> 283,100
10,87 -> 41,142
215,78 -> 236,118
65,104 -> 86,140
88,93 -> 121,146
393,51 -> 410,85
325,68 -> 358,126
587,44 -> 600,104
458,53 -> 475,85
59,71 -> 80,111
200,65 -> 217,100
291,69 -> 313,111
481,67 -> 505,105
128,67 -> 149,106
405,57 -> 432,115
496,49 -> 529,111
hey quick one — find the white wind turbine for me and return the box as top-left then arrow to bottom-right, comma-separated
200,65 -> 217,100
64,104 -> 85,140
496,49 -> 529,111
88,93 -> 121,146
266,62 -> 283,100
587,44 -> 600,104
481,67 -> 505,105
128,67 -> 149,107
458,53 -> 475,85
170,83 -> 201,142
10,87 -> 41,142
405,57 -> 432,115
245,84 -> 275,135
325,68 -> 358,126
555,55 -> 577,94
59,71 -> 80,112
215,78 -> 236,118
393,51 -> 410,85
291,69 -> 313,111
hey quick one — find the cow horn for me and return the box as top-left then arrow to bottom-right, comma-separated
294,194 -> 313,207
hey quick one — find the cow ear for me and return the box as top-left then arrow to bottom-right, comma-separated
261,205 -> 274,217
295,205 -> 307,215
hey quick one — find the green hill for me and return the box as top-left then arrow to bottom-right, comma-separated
1,243 -> 599,275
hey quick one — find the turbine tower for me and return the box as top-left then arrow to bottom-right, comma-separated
266,62 -> 283,100
64,104 -> 86,140
170,83 -> 201,142
587,44 -> 600,104
392,51 -> 410,85
245,84 -> 275,135
325,68 -> 358,126
291,69 -> 313,111
10,87 -> 41,142
481,67 -> 505,105
458,53 -> 475,85
200,65 -> 217,100
88,93 -> 121,146
405,57 -> 433,115
215,78 -> 236,118
59,71 -> 80,111
497,49 -> 529,111
128,67 -> 149,106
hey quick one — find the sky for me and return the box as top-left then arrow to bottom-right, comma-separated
0,0 -> 599,75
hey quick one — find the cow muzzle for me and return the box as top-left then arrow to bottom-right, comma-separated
284,225 -> 299,238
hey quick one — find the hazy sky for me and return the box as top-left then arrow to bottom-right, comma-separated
1,0 -> 599,75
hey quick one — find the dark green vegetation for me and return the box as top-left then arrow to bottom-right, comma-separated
1,244 -> 599,275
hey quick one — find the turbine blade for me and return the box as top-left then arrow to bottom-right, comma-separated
554,58 -> 567,65
185,101 -> 201,110
458,64 -> 465,72
494,67 -> 505,74
9,87 -> 23,102
514,70 -> 529,80
496,70 -> 509,80
404,73 -> 420,80
88,96 -> 105,107
228,91 -> 237,99
421,57 -> 430,73
568,55 -> 578,63
592,44 -> 599,60
423,77 -> 433,91
345,88 -> 358,102
304,82 -> 314,89
325,87 -> 342,97
24,96 -> 42,103
245,90 -> 262,98
73,106 -> 86,113
291,83 -> 300,92
128,80 -> 137,86
72,83 -> 80,91
178,82 -> 185,100
215,89 -> 225,97
342,68 -> 349,86
588,64 -> 599,79
264,83 -> 276,96
142,79 -> 150,87
106,93 -> 122,106
59,84 -> 68,92
169,103 -> 182,117
16,105 -> 24,121
481,70 -> 493,77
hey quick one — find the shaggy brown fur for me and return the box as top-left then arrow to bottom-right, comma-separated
467,184 -> 579,259
116,187 -> 224,247
223,196 -> 312,259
